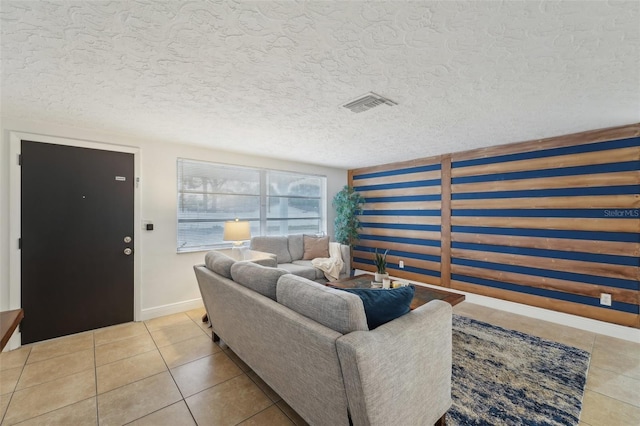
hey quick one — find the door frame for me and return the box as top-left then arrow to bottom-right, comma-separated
8,131 -> 142,349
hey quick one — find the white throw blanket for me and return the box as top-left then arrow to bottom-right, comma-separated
311,242 -> 344,281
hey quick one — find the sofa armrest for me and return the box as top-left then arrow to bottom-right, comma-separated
339,244 -> 351,277
336,300 -> 452,426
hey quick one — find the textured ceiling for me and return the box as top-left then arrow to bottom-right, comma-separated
1,1 -> 639,169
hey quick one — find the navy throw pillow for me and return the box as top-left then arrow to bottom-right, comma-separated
340,285 -> 415,329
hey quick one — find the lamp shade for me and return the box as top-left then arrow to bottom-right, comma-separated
223,219 -> 251,242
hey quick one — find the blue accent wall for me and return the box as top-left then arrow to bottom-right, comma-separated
350,125 -> 640,328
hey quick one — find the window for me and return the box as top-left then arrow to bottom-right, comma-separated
177,159 -> 326,252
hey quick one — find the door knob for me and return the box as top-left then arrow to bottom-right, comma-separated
124,248 -> 132,255
124,236 -> 132,243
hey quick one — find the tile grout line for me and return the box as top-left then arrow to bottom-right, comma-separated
2,348 -> 98,424
118,313 -> 216,425
0,347 -> 31,425
8,351 -> 96,394
232,403 -> 280,426
93,331 -> 100,425
578,333 -> 596,424
142,315 -> 199,425
587,388 -> 640,409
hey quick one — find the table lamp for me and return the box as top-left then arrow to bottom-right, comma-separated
223,219 -> 251,257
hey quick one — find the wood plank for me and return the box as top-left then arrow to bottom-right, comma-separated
356,239 -> 442,257
364,200 -> 442,210
389,256 -> 441,273
452,146 -> 640,177
355,169 -> 441,187
360,227 -> 441,242
451,263 -> 639,304
452,248 -> 638,281
441,155 -> 452,288
450,123 -> 640,163
353,250 -> 441,273
452,171 -> 639,194
451,194 -> 640,210
351,156 -> 442,177
451,216 -> 639,233
360,185 -> 441,198
451,232 -> 639,257
451,280 -> 639,328
359,215 -> 442,226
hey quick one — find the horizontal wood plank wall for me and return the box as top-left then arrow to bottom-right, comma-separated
348,123 -> 640,328
350,158 -> 443,286
450,125 -> 640,328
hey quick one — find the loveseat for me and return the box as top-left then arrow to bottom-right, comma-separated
194,251 -> 453,426
250,234 -> 351,281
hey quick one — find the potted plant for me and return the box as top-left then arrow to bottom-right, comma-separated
333,186 -> 365,247
373,248 -> 389,283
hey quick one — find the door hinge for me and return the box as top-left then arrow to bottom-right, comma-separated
18,154 -> 22,166
18,238 -> 22,249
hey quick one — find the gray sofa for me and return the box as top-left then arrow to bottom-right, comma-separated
194,251 -> 452,426
250,235 -> 351,281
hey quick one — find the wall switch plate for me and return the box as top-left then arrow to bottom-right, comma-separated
399,260 -> 404,268
600,293 -> 612,306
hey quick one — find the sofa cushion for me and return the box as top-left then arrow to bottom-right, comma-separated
250,236 -> 292,264
340,286 -> 415,329
277,275 -> 368,334
287,234 -> 304,261
302,235 -> 330,260
204,251 -> 236,279
292,260 -> 326,280
230,261 -> 289,301
277,263 -> 317,281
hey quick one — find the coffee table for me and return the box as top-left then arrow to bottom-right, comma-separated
328,274 -> 465,310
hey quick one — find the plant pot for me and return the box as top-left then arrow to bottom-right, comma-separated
374,272 -> 389,283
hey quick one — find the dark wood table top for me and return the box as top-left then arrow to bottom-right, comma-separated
1,309 -> 24,351
329,274 -> 465,310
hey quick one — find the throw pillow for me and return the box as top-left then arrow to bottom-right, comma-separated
339,286 -> 415,329
302,235 -> 330,260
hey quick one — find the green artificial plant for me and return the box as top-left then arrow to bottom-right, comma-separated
374,248 -> 389,274
332,185 -> 365,247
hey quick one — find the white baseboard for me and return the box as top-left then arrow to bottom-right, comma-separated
355,270 -> 640,343
139,298 -> 204,321
461,291 -> 640,343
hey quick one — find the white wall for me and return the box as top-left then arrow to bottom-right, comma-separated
0,118 -> 348,321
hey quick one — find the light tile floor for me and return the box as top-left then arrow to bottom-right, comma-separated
0,303 -> 638,425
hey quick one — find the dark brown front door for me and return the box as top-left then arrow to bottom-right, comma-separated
21,141 -> 134,344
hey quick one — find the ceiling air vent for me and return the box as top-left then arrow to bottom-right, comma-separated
342,92 -> 397,113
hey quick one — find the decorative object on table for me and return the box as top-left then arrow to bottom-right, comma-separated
449,315 -> 589,426
391,280 -> 405,288
332,185 -> 365,247
373,248 -> 389,283
382,277 -> 391,289
223,218 -> 251,258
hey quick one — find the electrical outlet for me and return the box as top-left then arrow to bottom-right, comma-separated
399,260 -> 404,269
600,293 -> 612,306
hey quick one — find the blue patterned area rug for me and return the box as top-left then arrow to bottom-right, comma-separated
449,315 -> 590,426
